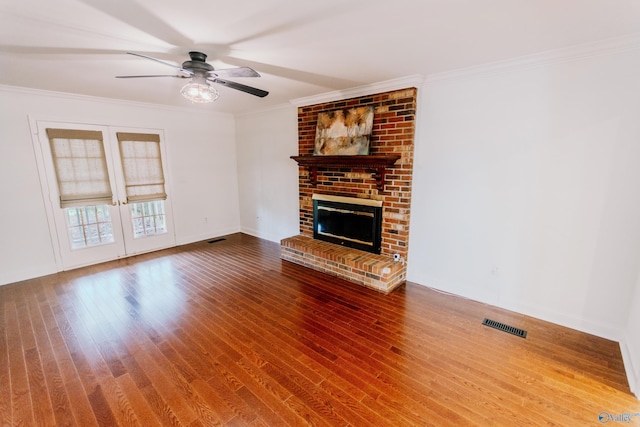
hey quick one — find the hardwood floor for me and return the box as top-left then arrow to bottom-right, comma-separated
1,233 -> 638,426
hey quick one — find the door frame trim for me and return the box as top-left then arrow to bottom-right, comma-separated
28,115 -> 176,272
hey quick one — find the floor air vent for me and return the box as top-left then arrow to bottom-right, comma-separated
208,238 -> 226,244
482,318 -> 527,338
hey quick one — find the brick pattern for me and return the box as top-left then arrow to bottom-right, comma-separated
281,235 -> 406,293
296,88 -> 417,258
283,88 -> 417,292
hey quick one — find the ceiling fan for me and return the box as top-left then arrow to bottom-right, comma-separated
116,51 -> 269,103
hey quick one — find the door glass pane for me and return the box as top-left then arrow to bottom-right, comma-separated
85,224 -> 100,246
132,218 -> 144,237
99,223 -> 113,241
96,205 -> 109,222
130,201 -> 167,239
65,205 -> 115,249
67,209 -> 80,226
85,206 -> 97,223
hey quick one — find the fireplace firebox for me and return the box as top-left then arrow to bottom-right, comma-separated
312,194 -> 383,254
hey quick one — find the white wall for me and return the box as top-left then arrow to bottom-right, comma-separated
235,105 -> 300,243
0,87 -> 241,285
408,48 -> 640,341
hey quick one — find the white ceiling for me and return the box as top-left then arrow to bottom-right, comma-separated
2,0 -> 640,114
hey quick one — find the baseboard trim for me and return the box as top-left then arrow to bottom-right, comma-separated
0,263 -> 58,287
620,339 -> 640,399
407,274 -> 620,340
176,226 -> 241,246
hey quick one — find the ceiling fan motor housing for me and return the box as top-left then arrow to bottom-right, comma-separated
182,51 -> 214,72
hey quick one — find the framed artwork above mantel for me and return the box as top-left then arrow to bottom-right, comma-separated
314,106 -> 374,155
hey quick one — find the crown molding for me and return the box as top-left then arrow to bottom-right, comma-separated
287,34 -> 640,107
424,33 -> 640,86
289,75 -> 425,108
0,84 -> 235,117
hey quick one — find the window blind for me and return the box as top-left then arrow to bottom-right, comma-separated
46,128 -> 113,208
116,132 -> 167,202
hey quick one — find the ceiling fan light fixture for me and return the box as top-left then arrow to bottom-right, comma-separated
180,80 -> 219,103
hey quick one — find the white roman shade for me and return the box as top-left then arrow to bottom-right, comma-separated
116,132 -> 167,203
46,128 -> 113,208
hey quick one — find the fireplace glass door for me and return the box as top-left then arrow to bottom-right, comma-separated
313,199 -> 382,254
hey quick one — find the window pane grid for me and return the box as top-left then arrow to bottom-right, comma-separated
65,205 -> 115,249
130,201 -> 167,239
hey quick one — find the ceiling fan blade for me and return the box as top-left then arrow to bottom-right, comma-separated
126,52 -> 193,75
116,74 -> 189,79
209,67 -> 261,78
207,78 -> 269,98
223,55 -> 360,88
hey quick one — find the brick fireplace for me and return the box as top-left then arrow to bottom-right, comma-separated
281,87 -> 417,293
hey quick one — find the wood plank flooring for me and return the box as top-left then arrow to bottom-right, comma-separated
1,233 -> 638,426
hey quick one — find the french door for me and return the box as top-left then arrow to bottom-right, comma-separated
33,120 -> 176,270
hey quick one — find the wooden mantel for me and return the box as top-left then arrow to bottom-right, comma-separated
290,154 -> 401,190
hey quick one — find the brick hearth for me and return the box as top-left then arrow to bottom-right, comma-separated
281,235 -> 406,293
281,87 -> 417,293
